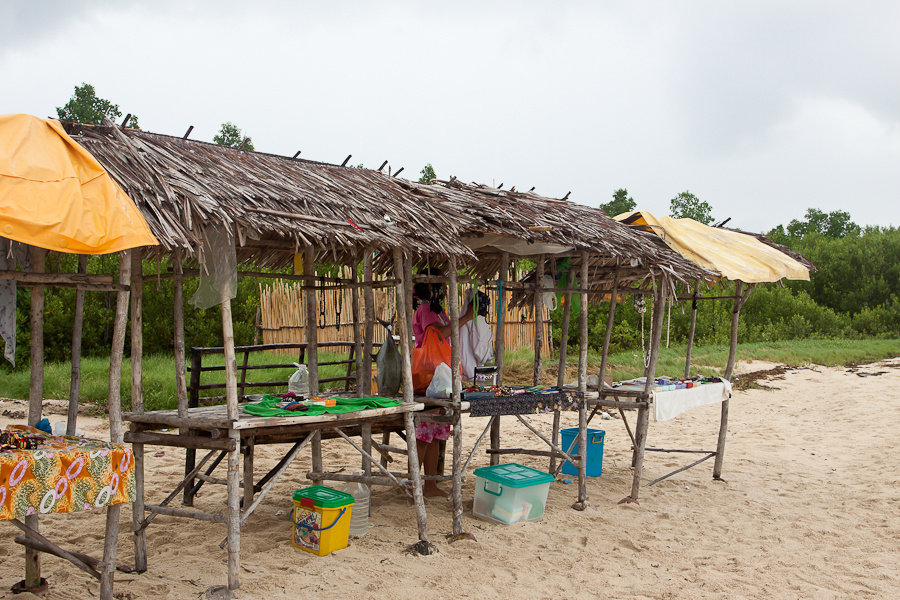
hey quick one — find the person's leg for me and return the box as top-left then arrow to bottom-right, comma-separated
422,440 -> 448,497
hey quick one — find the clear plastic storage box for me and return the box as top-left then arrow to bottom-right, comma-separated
472,463 -> 554,525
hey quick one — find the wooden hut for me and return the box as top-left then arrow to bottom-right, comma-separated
63,120 -> 478,591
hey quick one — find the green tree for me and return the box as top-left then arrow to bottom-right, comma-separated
669,190 -> 713,224
599,188 -> 636,217
214,122 -> 254,151
418,163 -> 437,184
784,208 -> 859,239
56,82 -> 138,126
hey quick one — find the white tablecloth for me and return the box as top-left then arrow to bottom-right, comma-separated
653,380 -> 732,422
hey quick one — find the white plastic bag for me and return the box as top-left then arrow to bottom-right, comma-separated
426,362 -> 452,399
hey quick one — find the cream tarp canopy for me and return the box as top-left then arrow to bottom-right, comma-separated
614,210 -> 810,283
0,114 -> 157,254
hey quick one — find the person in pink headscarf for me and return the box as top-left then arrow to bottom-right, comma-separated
412,268 -> 472,496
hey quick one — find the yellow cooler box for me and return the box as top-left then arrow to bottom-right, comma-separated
292,486 -> 354,556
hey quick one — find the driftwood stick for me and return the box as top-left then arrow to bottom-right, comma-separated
67,254 -> 87,435
10,518 -> 99,581
14,536 -> 101,576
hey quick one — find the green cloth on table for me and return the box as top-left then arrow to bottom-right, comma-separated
242,395 -> 402,417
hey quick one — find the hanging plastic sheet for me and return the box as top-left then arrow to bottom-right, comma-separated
0,238 -> 30,366
189,224 -> 237,309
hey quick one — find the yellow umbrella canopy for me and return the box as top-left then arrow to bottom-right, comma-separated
0,114 -> 157,254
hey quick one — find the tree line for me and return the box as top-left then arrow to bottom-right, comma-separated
2,85 -> 896,370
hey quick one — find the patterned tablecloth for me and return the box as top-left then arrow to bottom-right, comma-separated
468,390 -> 585,417
0,426 -> 135,521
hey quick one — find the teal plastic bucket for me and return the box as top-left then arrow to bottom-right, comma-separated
560,428 -> 604,477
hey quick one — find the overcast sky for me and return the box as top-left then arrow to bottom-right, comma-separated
3,0 -> 898,232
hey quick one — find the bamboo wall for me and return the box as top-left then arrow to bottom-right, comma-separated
259,279 -> 551,353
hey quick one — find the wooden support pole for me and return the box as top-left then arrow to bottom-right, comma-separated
598,267 -> 620,387
100,250 -> 131,600
218,255 -> 242,590
174,251 -> 188,416
533,254 -> 545,386
351,261 -> 363,397
361,423 -> 373,480
575,252 -> 589,508
362,248 -> 375,396
129,250 -> 147,574
393,248 -> 430,549
304,246 -> 319,395
714,281 -> 753,479
67,255 -> 87,435
491,252 -> 509,466
551,266 -> 573,474
626,283 -> 667,503
684,279 -> 699,378
447,257 -> 464,535
25,247 -> 46,590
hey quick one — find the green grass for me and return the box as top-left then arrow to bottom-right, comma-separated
1,339 -> 897,411
504,338 -> 900,385
0,350 -> 353,412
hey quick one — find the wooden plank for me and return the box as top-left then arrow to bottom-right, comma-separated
145,505 -> 226,523
125,431 -> 236,451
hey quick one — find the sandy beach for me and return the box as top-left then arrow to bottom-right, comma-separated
1,358 -> 898,600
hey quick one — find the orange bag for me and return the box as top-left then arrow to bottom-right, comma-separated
411,326 -> 451,395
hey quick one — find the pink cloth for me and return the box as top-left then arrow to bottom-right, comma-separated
416,421 -> 451,443
413,304 -> 448,347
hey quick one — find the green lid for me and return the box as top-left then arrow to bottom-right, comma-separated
473,463 -> 554,488
292,486 -> 354,508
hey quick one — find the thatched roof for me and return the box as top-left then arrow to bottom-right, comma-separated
62,122 -> 713,286
63,122 -> 474,267
394,178 -> 712,287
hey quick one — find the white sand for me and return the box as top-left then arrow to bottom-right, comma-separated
2,358 -> 898,599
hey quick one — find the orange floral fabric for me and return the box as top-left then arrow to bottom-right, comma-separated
0,426 -> 134,520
